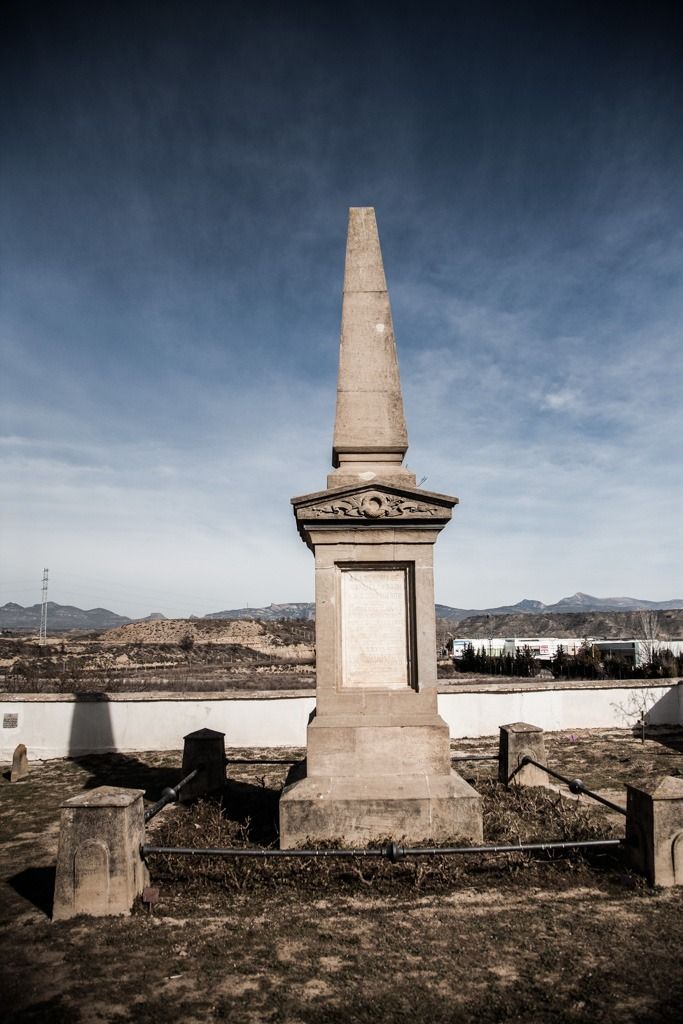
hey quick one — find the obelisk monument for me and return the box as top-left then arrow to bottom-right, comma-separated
279,208 -> 482,846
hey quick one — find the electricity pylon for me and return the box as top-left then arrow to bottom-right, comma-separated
39,568 -> 49,644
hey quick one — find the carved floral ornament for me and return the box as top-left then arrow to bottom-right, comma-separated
300,491 -> 445,521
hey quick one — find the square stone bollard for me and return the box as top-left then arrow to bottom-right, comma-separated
53,786 -> 147,920
499,723 -> 549,788
180,728 -> 226,802
626,776 -> 683,886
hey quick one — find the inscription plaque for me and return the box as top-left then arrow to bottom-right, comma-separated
340,567 -> 411,688
74,841 -> 109,916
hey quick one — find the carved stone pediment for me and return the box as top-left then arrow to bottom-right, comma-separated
303,490 -> 441,521
293,484 -> 457,525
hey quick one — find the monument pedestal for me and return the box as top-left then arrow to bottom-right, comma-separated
278,507 -> 484,846
280,768 -> 482,846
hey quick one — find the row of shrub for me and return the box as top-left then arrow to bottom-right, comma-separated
455,642 -> 683,679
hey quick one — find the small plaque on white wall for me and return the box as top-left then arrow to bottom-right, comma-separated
340,566 -> 412,688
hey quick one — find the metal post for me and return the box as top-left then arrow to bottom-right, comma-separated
143,767 -> 202,823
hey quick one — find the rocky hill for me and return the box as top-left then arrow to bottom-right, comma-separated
0,602 -> 131,631
100,617 -> 315,658
448,608 -> 683,640
204,602 -> 315,621
435,592 -> 683,622
209,593 -> 683,623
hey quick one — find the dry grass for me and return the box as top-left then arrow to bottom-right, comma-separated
147,782 -> 622,903
1,731 -> 683,1023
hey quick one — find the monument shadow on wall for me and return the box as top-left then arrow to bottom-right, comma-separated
68,695 -> 282,842
67,693 -> 181,800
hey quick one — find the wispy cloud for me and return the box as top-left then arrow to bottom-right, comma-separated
539,389 -> 581,413
2,4 -> 682,614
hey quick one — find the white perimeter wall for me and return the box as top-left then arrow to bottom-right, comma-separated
1,682 -> 681,760
439,683 -> 681,737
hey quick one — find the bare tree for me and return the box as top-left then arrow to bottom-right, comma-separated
611,687 -> 659,743
634,609 -> 661,668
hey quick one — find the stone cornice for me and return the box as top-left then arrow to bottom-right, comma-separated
291,483 -> 458,543
292,481 -> 458,510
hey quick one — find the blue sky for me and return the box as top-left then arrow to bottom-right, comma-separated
1,1 -> 682,617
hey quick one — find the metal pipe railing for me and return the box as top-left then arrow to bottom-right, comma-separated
143,845 -> 385,859
399,839 -> 621,857
142,838 -> 622,862
226,757 -> 300,765
451,754 -> 498,762
520,757 -> 627,816
227,754 -> 497,766
143,766 -> 202,823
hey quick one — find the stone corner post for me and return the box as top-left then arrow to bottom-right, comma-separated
626,776 -> 683,886
181,727 -> 226,802
53,786 -> 147,920
498,722 -> 549,788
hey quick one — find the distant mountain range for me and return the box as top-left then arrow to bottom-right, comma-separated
0,602 -> 131,631
204,602 -> 316,621
1,593 -> 681,632
435,592 -> 683,622
207,593 -> 683,623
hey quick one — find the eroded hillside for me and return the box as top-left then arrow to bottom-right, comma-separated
0,618 -> 315,694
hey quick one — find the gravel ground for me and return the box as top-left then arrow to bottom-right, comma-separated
1,728 -> 682,1023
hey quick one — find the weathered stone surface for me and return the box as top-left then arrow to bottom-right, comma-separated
292,483 -> 456,551
280,771 -> 483,847
340,567 -> 409,689
329,207 -> 413,487
305,715 -> 452,777
300,487 -> 452,522
498,723 -> 549,787
53,786 -> 147,920
10,742 -> 29,782
626,775 -> 683,886
180,727 -> 226,802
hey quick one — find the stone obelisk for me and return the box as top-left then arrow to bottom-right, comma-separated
279,208 -> 482,846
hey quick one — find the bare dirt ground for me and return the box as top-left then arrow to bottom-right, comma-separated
1,728 -> 683,1023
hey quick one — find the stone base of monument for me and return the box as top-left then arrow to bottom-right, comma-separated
306,712 -> 453,775
280,770 -> 482,847
280,700 -> 483,846
280,709 -> 482,846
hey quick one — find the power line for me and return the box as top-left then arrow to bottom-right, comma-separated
1,575 -> 221,610
46,572 -> 233,607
